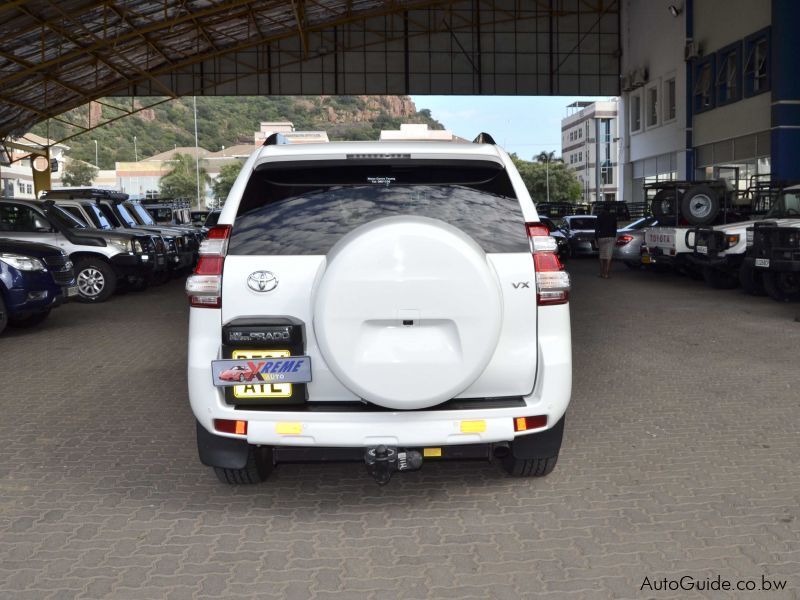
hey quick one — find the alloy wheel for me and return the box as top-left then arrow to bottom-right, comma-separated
77,267 -> 106,298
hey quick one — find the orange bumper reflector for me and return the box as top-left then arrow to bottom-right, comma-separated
514,415 -> 547,432
214,419 -> 247,435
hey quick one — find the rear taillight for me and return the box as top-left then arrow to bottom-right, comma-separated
527,222 -> 570,305
616,234 -> 634,246
186,225 -> 230,308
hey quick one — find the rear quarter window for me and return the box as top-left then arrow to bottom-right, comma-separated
228,161 -> 529,255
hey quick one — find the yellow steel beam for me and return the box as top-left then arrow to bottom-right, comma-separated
291,0 -> 309,56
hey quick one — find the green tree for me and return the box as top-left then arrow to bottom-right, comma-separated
535,150 -> 558,164
61,159 -> 98,186
212,162 -> 243,202
511,153 -> 581,203
159,153 -> 210,203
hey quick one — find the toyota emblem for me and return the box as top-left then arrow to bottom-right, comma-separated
247,270 -> 278,292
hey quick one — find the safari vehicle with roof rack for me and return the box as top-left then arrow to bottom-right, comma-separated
684,183 -> 800,290
641,178 -> 773,274
186,133 -> 572,485
742,185 -> 800,301
143,198 -> 192,226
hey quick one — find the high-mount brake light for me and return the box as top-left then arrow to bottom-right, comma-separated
526,221 -> 570,306
186,225 -> 230,308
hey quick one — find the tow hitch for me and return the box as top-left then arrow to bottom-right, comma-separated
364,445 -> 423,485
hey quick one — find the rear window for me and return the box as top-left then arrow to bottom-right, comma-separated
228,161 -> 528,255
567,218 -> 596,230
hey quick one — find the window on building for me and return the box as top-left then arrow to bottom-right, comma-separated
664,78 -> 676,121
600,118 -> 612,144
693,57 -> 715,113
630,92 -> 642,132
27,184 -> 33,194
744,28 -> 770,97
716,43 -> 742,105
569,131 -> 573,142
646,84 -> 659,127
578,129 -> 582,138
600,161 -> 613,185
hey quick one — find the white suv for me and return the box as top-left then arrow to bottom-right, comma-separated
186,135 -> 572,485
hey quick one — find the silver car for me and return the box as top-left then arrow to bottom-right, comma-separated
613,217 -> 659,267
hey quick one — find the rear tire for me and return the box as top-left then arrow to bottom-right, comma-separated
213,446 -> 273,485
75,258 -> 117,303
702,266 -> 739,289
501,416 -> 564,478
650,189 -> 678,222
9,310 -> 51,328
501,454 -> 559,477
763,272 -> 800,302
0,296 -> 7,335
739,262 -> 765,296
127,276 -> 149,292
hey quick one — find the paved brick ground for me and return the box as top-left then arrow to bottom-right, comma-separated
1,260 -> 798,600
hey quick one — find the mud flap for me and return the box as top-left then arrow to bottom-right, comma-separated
510,415 -> 565,459
196,420 -> 249,469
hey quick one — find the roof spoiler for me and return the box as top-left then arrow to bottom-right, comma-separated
263,133 -> 289,146
472,132 -> 496,144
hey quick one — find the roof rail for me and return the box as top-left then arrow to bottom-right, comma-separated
472,132 -> 496,144
41,188 -> 128,201
263,133 -> 289,147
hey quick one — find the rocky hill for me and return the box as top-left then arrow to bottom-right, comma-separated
32,95 -> 443,169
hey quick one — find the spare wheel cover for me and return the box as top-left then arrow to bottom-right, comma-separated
313,216 -> 503,410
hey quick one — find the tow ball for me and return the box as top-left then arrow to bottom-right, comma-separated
364,445 -> 423,485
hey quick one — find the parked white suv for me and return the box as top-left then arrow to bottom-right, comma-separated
186,135 -> 572,485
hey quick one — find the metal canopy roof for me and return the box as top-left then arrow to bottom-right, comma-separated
0,0 -> 619,140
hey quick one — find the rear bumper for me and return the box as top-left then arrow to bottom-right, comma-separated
569,240 -> 597,255
187,304 -> 572,448
612,243 -> 641,260
743,256 -> 800,272
685,253 -> 743,271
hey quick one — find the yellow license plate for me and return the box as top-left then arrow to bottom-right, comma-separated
231,349 -> 292,398
642,255 -> 652,264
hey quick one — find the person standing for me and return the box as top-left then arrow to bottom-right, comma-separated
595,207 -> 618,279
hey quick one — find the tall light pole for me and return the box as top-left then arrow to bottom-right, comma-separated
133,136 -> 138,162
193,96 -> 201,210
93,139 -> 98,168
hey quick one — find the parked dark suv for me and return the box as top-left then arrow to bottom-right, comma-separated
0,238 -> 77,334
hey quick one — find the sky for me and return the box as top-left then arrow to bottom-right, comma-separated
410,95 -> 610,160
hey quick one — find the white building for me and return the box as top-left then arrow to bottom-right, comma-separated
561,100 -> 622,203
380,123 -> 465,142
254,121 -> 328,145
620,0 -> 780,202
